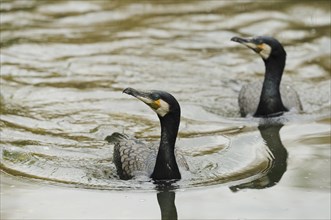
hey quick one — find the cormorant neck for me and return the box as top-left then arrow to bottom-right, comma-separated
151,112 -> 181,180
254,55 -> 288,117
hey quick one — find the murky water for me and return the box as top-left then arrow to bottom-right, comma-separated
1,0 -> 330,219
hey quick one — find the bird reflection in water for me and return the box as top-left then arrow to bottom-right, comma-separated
155,183 -> 178,220
231,123 -> 288,191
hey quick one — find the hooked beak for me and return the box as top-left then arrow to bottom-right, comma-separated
123,87 -> 160,110
123,87 -> 146,98
231,36 -> 261,52
231,36 -> 250,44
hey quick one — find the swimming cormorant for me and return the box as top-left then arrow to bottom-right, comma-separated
105,87 -> 182,181
231,36 -> 302,117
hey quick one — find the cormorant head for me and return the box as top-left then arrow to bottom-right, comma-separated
123,87 -> 180,118
231,36 -> 286,61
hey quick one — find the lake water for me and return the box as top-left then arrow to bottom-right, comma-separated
1,0 -> 330,219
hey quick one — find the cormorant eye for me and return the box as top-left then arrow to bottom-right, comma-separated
150,93 -> 160,100
254,39 -> 263,44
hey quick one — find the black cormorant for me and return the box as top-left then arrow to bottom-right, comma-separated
231,36 -> 302,117
106,87 -> 183,181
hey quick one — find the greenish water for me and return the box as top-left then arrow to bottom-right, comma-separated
1,0 -> 330,219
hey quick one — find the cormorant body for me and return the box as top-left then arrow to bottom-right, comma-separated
106,88 -> 184,181
231,36 -> 302,117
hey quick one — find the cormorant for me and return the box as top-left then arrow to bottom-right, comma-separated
231,36 -> 302,117
106,87 -> 183,181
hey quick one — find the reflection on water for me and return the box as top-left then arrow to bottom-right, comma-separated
156,184 -> 178,220
157,191 -> 177,220
231,123 -> 288,191
0,0 -> 329,190
0,0 -> 330,219
258,124 -> 288,187
156,123 -> 288,218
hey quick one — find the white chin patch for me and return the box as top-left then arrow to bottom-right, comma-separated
259,44 -> 272,59
155,99 -> 170,117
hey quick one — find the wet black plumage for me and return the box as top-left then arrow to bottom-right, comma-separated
231,36 -> 302,117
106,88 -> 185,181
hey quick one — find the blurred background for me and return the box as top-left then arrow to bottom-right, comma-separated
1,0 -> 330,219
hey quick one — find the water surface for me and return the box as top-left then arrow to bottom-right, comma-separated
1,0 -> 330,219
